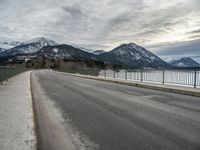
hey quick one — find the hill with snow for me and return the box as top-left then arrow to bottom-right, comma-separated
38,44 -> 96,60
170,57 -> 200,68
98,43 -> 170,69
0,37 -> 58,57
0,37 -> 173,69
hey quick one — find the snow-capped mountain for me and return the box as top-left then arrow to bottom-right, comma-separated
92,50 -> 106,55
0,41 -> 21,49
38,44 -> 96,60
0,37 -> 58,57
171,57 -> 200,68
22,37 -> 57,46
0,38 -> 172,69
98,43 -> 170,69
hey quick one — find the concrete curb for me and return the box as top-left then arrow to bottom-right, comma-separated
55,71 -> 200,97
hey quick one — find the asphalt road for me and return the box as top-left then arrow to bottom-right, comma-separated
31,70 -> 200,150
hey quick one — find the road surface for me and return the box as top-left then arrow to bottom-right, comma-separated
31,70 -> 200,150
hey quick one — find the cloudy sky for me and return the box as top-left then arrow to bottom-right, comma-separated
0,0 -> 200,60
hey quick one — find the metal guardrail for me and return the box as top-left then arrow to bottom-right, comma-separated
0,66 -> 30,84
99,69 -> 200,88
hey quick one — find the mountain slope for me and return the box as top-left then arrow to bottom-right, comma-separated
0,38 -> 171,69
0,37 -> 58,57
0,48 -> 5,53
98,43 -> 170,69
71,45 -> 94,53
93,50 -> 106,55
38,44 -> 96,60
171,57 -> 200,68
0,41 -> 21,49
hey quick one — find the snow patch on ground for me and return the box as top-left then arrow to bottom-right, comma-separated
53,48 -> 58,53
49,99 -> 100,150
33,71 -> 99,150
63,116 -> 100,150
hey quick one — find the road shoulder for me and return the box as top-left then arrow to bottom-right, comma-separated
31,71 -> 76,150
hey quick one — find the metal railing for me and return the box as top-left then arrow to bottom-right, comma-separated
99,69 -> 200,88
0,66 -> 30,84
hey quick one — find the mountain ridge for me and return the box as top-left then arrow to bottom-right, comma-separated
0,37 -> 58,57
92,50 -> 106,55
38,44 -> 96,60
0,41 -> 21,49
97,43 -> 170,69
0,37 -> 171,69
171,57 -> 200,68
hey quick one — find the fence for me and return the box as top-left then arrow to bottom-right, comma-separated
99,69 -> 200,88
0,66 -> 30,84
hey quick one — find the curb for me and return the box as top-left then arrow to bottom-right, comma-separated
55,71 -> 200,97
30,71 -> 38,150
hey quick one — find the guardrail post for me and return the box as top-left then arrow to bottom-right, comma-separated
0,69 -> 2,85
6,68 -> 9,82
113,70 -> 115,79
125,70 -> 127,80
104,70 -> 106,78
140,70 -> 143,82
194,70 -> 197,88
162,69 -> 165,84
9,68 -> 11,79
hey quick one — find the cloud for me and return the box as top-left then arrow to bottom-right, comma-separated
149,39 -> 200,61
0,0 -> 199,55
62,5 -> 87,19
188,29 -> 200,34
151,39 -> 200,63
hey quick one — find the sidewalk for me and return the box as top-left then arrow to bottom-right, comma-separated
0,71 -> 36,150
56,71 -> 200,97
